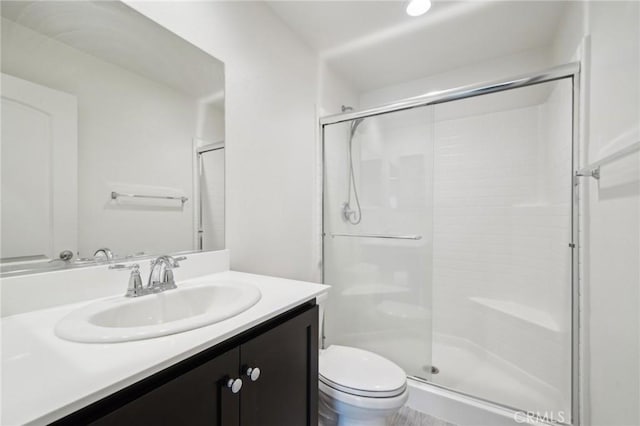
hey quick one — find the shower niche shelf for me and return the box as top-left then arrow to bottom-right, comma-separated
470,297 -> 563,333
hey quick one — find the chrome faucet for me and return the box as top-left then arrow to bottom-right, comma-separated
148,255 -> 186,292
110,255 -> 186,297
94,248 -> 114,262
110,263 -> 144,297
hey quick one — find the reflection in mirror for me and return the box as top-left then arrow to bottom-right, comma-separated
0,1 -> 225,276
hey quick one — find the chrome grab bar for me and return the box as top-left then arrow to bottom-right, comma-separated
111,191 -> 188,204
325,233 -> 422,241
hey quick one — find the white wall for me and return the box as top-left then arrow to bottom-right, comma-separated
200,104 -> 225,144
573,2 -> 639,425
1,17 -> 218,259
318,61 -> 359,116
359,47 -> 553,109
127,1 -> 357,282
548,2 -> 640,424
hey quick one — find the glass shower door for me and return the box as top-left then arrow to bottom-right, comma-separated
428,79 -> 573,418
322,105 -> 435,380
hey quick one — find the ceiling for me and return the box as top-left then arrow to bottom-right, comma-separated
267,1 -> 568,92
1,1 -> 225,103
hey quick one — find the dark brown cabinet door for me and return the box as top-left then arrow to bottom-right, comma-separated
239,306 -> 318,426
91,347 -> 241,426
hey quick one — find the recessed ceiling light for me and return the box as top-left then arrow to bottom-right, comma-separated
406,0 -> 432,17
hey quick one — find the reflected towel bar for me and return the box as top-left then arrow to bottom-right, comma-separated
325,233 -> 422,240
111,191 -> 188,204
575,141 -> 640,180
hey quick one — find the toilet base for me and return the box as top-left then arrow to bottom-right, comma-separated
318,384 -> 408,426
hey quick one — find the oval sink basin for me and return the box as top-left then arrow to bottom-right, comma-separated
55,281 -> 261,343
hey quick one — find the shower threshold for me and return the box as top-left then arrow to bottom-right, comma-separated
406,378 -> 566,426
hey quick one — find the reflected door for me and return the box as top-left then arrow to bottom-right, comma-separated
0,73 -> 77,260
198,145 -> 225,251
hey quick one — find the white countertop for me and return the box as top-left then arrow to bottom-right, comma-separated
1,271 -> 329,426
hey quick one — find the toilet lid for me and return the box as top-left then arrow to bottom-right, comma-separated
319,345 -> 407,398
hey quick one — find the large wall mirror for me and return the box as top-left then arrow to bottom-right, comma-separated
1,1 -> 225,275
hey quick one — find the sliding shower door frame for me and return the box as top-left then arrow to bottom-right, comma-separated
320,62 -> 581,426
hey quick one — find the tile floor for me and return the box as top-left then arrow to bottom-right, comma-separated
390,406 -> 457,426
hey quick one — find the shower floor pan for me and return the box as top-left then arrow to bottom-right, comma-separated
339,332 -> 566,422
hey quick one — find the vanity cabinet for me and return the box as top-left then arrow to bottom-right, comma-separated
239,306 -> 318,425
54,302 -> 318,426
92,348 -> 241,425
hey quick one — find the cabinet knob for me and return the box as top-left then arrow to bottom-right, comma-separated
246,367 -> 261,382
226,378 -> 243,393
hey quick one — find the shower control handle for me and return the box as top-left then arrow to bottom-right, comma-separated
246,367 -> 261,382
226,378 -> 243,393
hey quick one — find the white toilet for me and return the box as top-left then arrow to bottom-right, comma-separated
317,296 -> 408,426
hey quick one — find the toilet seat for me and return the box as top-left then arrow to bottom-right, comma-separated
319,345 -> 407,398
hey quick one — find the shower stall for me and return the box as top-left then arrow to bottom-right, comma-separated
321,63 -> 579,424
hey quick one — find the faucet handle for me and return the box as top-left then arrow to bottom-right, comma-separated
110,264 -> 144,297
94,247 -> 114,262
172,256 -> 187,267
150,255 -> 187,268
109,263 -> 139,270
